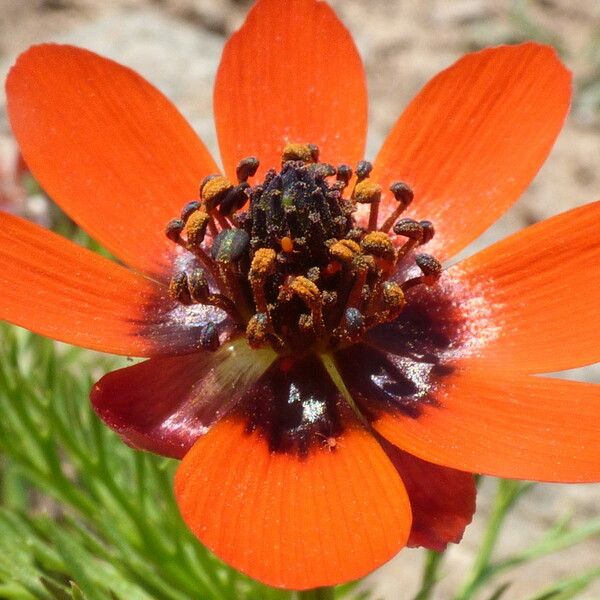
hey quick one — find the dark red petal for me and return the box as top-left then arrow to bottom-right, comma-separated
6,44 -> 218,281
381,439 -> 476,551
91,340 -> 276,458
175,354 -> 411,589
372,43 -> 571,261
214,0 -> 368,179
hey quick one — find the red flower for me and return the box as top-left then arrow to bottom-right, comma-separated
2,0 -> 599,590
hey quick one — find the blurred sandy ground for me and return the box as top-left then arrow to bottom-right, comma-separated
1,1 -> 599,598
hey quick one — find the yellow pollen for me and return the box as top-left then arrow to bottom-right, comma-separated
361,231 -> 395,260
281,143 -> 315,164
289,276 -> 321,304
246,313 -> 269,348
250,247 -> 277,277
353,180 -> 382,204
329,239 -> 361,264
383,282 -> 405,310
168,272 -> 189,302
184,210 -> 210,246
201,176 -> 233,206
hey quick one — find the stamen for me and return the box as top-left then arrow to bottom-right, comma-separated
187,268 -> 209,303
236,157 -> 259,183
164,143 -> 444,354
402,253 -> 443,292
281,143 -> 318,164
165,218 -> 185,242
249,247 -> 276,314
329,239 -> 361,264
420,220 -> 435,244
355,160 -> 372,181
246,312 -> 270,349
168,272 -> 192,305
181,200 -> 201,222
339,307 -> 365,343
336,164 -> 353,189
347,254 -> 374,309
360,231 -> 395,263
380,181 -> 415,233
281,276 -> 324,337
211,229 -> 250,263
184,210 -> 210,247
201,175 -> 233,211
199,322 -> 220,351
393,218 -> 425,262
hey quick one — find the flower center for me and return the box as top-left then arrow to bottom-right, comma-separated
165,143 -> 441,355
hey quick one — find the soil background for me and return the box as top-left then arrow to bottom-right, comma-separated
1,1 -> 600,599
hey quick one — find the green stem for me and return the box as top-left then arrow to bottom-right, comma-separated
413,550 -> 445,600
297,587 -> 335,600
455,479 -> 530,600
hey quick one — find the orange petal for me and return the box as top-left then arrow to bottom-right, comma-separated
6,44 -> 218,280
449,200 -> 600,372
374,361 -> 600,483
175,415 -> 411,589
0,212 -> 166,355
214,0 -> 367,179
372,43 -> 571,261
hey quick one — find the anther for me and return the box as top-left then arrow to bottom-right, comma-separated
336,164 -> 353,186
393,218 -> 425,262
361,231 -> 395,262
236,157 -> 260,183
246,312 -> 270,349
341,307 -> 365,342
281,143 -> 317,164
184,210 -> 210,247
211,228 -> 250,263
382,281 -> 406,319
419,220 -> 435,244
416,253 -> 443,283
310,163 -> 336,178
393,218 -> 423,242
199,322 -> 220,352
219,184 -> 249,217
353,180 -> 382,205
355,160 -> 373,181
402,254 -> 443,292
329,239 -> 361,264
380,181 -> 415,233
168,272 -> 192,305
283,276 -> 324,335
201,175 -> 233,211
187,268 -> 209,303
181,201 -> 201,222
390,181 -> 414,206
165,218 -> 185,242
307,143 -> 320,162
